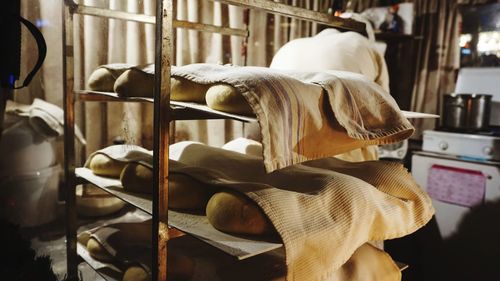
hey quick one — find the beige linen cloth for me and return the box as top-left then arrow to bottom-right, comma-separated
172,64 -> 414,172
84,142 -> 432,280
169,142 -> 434,281
84,144 -> 153,169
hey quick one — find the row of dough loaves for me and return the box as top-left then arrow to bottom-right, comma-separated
87,144 -> 275,237
88,64 -> 253,115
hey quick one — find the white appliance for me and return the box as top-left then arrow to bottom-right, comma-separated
422,130 -> 500,161
454,67 -> 500,127
412,151 -> 500,238
414,67 -> 500,238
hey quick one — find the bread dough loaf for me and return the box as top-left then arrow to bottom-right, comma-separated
114,69 -> 155,98
121,248 -> 195,281
88,154 -> 127,178
170,173 -> 214,211
114,70 -> 210,101
168,252 -> 195,281
87,237 -> 114,262
120,162 -> 153,194
120,163 -> 214,210
122,266 -> 150,281
88,68 -> 116,92
205,84 -> 254,116
206,191 -> 274,236
85,222 -> 152,263
76,185 -> 125,217
171,76 -> 210,103
87,65 -> 132,92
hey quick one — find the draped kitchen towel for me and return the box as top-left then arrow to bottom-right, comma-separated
168,142 -> 433,281
84,144 -> 153,169
172,64 -> 414,172
84,142 -> 432,280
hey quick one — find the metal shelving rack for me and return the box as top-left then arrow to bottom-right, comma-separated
62,1 -> 365,280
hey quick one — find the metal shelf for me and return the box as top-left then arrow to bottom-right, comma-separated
76,167 -> 283,260
76,168 -> 152,214
75,90 -> 257,122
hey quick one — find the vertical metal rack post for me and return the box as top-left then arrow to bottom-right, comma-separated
151,0 -> 173,280
62,1 -> 175,279
62,1 -> 77,279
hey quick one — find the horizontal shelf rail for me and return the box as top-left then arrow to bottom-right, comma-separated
211,0 -> 366,33
66,2 -> 248,37
75,90 -> 257,122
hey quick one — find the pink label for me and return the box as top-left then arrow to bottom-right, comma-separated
427,165 -> 486,207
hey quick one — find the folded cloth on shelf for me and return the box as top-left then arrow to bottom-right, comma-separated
169,142 -> 433,281
88,63 -> 133,92
171,64 -> 414,172
5,98 -> 86,144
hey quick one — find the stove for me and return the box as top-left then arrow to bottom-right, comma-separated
422,130 -> 500,162
411,67 -> 500,239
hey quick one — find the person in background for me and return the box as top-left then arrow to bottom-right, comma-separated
380,4 -> 404,34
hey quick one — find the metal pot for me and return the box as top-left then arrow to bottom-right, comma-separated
442,93 -> 492,131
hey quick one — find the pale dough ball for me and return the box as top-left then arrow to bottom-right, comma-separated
206,191 -> 275,236
169,173 -> 214,211
120,162 -> 153,194
120,163 -> 214,211
122,266 -> 150,281
87,238 -> 114,263
171,77 -> 210,103
87,68 -> 117,92
205,84 -> 254,116
168,253 -> 195,281
89,154 -> 127,178
121,252 -> 195,281
114,69 -> 155,98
